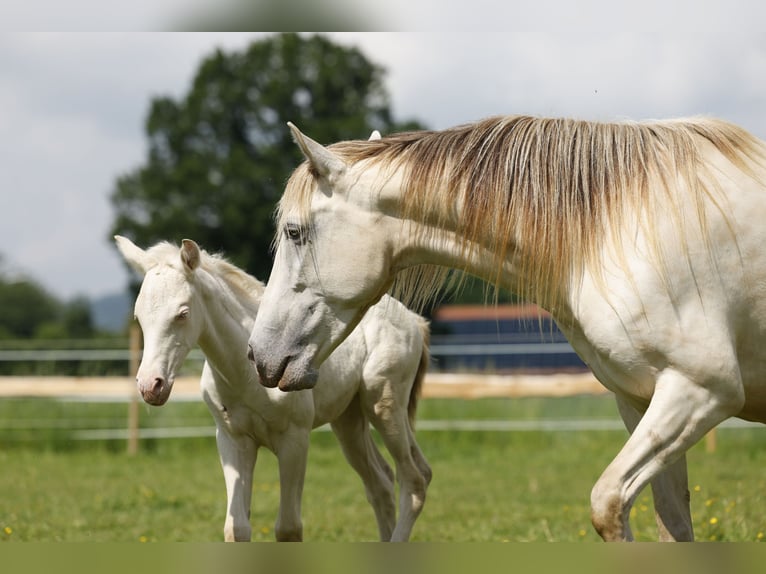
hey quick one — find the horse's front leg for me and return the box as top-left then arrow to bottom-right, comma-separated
216,428 -> 258,542
614,394 -> 693,541
273,427 -> 310,541
591,369 -> 740,541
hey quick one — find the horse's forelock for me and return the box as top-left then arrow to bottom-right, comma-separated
141,242 -> 183,273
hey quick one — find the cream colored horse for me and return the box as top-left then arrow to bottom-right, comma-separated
115,236 -> 431,542
249,115 -> 766,541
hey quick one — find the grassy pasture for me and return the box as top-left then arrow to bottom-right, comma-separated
0,395 -> 765,542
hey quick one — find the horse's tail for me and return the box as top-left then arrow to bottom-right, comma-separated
408,316 -> 431,430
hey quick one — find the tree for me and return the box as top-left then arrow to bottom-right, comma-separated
0,274 -> 95,341
0,277 -> 59,339
110,33 -> 425,283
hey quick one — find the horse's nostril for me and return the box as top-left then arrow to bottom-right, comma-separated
152,377 -> 164,392
247,344 -> 255,362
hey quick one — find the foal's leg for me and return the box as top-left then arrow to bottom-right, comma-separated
614,395 -> 693,541
591,369 -> 741,541
365,399 -> 430,542
272,427 -> 310,541
331,396 -> 397,540
216,429 -> 258,541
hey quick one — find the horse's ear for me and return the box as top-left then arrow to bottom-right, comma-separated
287,122 -> 346,180
180,239 -> 201,272
114,235 -> 150,275
368,130 -> 382,141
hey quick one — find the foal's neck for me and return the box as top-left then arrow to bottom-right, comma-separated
196,270 -> 258,386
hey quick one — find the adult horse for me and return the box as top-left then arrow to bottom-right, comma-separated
249,115 -> 766,541
115,236 -> 431,542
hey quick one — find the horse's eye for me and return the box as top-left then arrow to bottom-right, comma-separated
284,223 -> 307,245
177,308 -> 190,321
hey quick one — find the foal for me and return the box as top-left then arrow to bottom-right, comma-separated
115,236 -> 431,542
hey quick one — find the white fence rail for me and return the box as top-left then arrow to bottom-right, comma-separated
0,331 -> 736,453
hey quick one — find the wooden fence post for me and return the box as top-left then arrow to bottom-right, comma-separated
705,428 -> 717,454
127,323 -> 141,456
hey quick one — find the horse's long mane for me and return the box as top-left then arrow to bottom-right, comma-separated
144,241 -> 264,317
279,115 -> 766,311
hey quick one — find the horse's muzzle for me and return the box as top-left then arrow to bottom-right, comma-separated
254,353 -> 318,392
137,375 -> 172,405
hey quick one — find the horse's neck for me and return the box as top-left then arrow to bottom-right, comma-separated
372,161 -> 562,309
195,270 -> 258,387
369,162 -> 487,264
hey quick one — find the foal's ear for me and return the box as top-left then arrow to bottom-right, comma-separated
114,235 -> 150,275
180,239 -> 201,272
287,122 -> 346,180
368,130 -> 382,141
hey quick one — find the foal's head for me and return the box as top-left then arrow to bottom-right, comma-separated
115,236 -> 205,406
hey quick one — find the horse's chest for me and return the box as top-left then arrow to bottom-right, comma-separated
218,404 -> 250,432
204,389 -> 272,443
226,404 -> 278,447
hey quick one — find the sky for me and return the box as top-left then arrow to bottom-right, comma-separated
1,2 -> 765,301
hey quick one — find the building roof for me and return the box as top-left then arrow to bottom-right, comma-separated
432,304 -> 550,321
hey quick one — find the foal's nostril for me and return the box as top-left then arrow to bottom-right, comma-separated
247,344 -> 255,362
152,377 -> 165,392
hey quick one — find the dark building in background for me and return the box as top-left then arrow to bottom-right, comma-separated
429,304 -> 587,373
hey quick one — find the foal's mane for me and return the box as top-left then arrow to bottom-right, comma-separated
145,242 -> 264,317
279,115 -> 766,311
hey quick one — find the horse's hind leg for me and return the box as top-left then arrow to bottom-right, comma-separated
410,433 -> 433,488
615,395 -> 693,541
366,402 -> 430,542
591,369 -> 742,541
331,395 -> 397,540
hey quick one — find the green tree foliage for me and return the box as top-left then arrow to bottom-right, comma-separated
0,266 -> 109,375
0,273 -> 96,341
0,277 -> 59,339
109,33 -> 425,282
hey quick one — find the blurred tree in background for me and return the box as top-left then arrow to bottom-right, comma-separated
0,266 -> 106,374
0,276 -> 59,340
0,252 -> 96,341
110,33 -> 425,283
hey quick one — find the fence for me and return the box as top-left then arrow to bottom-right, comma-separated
0,325 -> 732,453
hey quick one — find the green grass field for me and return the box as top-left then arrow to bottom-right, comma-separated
1,394 -> 765,542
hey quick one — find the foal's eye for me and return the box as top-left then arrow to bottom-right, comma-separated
284,223 -> 308,245
177,308 -> 190,321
